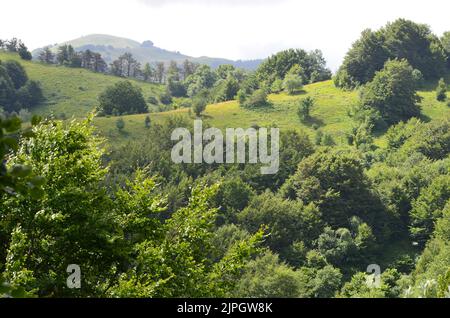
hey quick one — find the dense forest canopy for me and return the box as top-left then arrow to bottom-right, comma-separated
335,19 -> 448,89
1,16 -> 450,299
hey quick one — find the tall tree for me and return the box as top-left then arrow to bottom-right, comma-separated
334,29 -> 389,89
383,19 -> 447,79
3,60 -> 28,89
110,53 -> 140,77
442,31 -> 450,67
38,47 -> 54,64
97,80 -> 148,115
92,53 -> 107,73
5,38 -> 19,52
167,60 -> 180,81
182,59 -> 197,80
142,63 -> 154,82
56,45 -> 70,65
155,62 -> 165,84
0,65 -> 16,111
359,59 -> 422,125
336,19 -> 448,89
17,42 -> 32,60
1,117 -> 120,297
81,50 -> 94,70
436,78 -> 447,101
256,48 -> 331,87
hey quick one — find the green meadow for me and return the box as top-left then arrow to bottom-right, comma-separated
2,51 -> 449,150
94,80 -> 450,148
0,51 -> 164,118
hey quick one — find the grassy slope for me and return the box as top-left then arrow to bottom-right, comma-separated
0,52 -> 164,117
2,51 -> 449,148
94,80 -> 450,148
94,81 -> 356,145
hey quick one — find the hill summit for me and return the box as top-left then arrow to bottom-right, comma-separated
33,34 -> 262,70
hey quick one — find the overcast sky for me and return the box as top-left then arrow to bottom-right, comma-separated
1,0 -> 449,70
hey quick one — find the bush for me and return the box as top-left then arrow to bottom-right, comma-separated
3,60 -> 28,89
256,49 -> 331,87
410,175 -> 450,244
297,97 -> 314,122
18,47 -> 32,61
147,96 -> 159,105
0,61 -> 42,112
238,191 -> 322,257
16,80 -> 43,108
270,78 -> 283,93
359,59 -> 421,125
214,178 -> 255,224
280,150 -> 389,235
243,89 -> 269,108
400,119 -> 450,160
315,130 -> 324,145
145,115 -> 151,129
192,97 -> 207,117
436,78 -> 447,102
116,118 -> 125,131
348,104 -> 386,131
283,74 -> 303,95
237,89 -> 247,106
0,65 -> 17,111
97,81 -> 148,116
335,19 -> 447,89
234,251 -> 304,298
385,119 -> 420,150
167,79 -> 186,97
214,75 -> 239,102
321,133 -> 335,146
158,89 -> 173,105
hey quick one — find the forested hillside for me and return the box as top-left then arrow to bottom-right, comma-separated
1,18 -> 450,298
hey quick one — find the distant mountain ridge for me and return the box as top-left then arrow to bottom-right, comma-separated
32,34 -> 263,70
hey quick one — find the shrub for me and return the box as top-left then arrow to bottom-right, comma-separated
159,89 -> 173,105
283,74 -> 303,95
116,118 -> 125,131
359,59 -> 421,125
237,89 -> 247,106
97,81 -> 148,116
436,78 -> 447,102
270,78 -> 283,93
167,79 -> 187,97
243,89 -> 269,108
3,60 -> 28,89
297,97 -> 314,122
147,96 -> 159,105
192,97 -> 207,117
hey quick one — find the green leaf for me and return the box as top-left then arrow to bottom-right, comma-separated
10,164 -> 32,178
2,136 -> 18,151
30,176 -> 46,186
3,117 -> 22,133
29,186 -> 44,199
31,115 -> 42,126
21,129 -> 36,138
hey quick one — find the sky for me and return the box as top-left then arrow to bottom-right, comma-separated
1,0 -> 449,70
